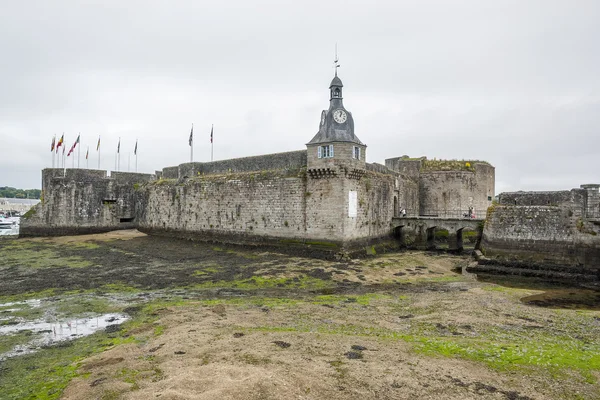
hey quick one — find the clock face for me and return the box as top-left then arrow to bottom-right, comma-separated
333,109 -> 347,124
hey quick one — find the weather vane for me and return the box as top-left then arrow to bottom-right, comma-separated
334,43 -> 340,75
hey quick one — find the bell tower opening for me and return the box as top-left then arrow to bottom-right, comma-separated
329,74 -> 343,101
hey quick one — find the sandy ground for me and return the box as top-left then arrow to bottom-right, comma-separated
1,230 -> 599,399
62,300 -> 562,400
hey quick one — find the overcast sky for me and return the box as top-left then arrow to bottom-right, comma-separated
1,0 -> 598,193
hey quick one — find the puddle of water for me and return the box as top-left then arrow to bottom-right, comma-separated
0,299 -> 42,309
0,313 -> 128,361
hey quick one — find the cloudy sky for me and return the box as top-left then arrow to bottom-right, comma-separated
1,0 -> 598,193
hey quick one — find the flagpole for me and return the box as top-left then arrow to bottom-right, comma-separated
128,153 -> 130,172
98,136 -> 101,170
117,137 -> 121,172
211,124 -> 214,162
77,133 -> 80,169
135,139 -> 138,172
63,143 -> 66,176
86,146 -> 89,169
190,123 -> 194,163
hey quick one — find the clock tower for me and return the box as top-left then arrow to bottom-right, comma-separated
306,72 -> 366,175
305,71 -> 369,245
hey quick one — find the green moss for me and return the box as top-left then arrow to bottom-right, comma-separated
190,274 -> 334,290
415,335 -> 600,372
192,265 -> 221,276
153,325 -> 165,336
421,159 -> 491,172
279,239 -> 339,249
54,297 -> 117,315
0,330 -> 38,354
99,283 -> 140,293
70,242 -> 100,250
152,178 -> 177,186
0,328 -> 136,400
22,207 -> 36,219
0,241 -> 95,269
434,229 -> 449,239
247,318 -> 600,375
311,293 -> 393,306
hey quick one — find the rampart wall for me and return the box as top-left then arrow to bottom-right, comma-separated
385,157 -> 422,181
136,170 -> 308,244
136,168 -> 397,249
482,204 -> 600,272
419,163 -> 494,217
500,187 -> 599,220
20,169 -> 155,236
162,150 -> 307,179
384,158 -> 494,216
339,170 -> 395,243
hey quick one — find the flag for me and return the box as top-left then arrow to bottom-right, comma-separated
117,138 -> 120,154
67,135 -> 80,157
85,147 -> 89,159
56,134 -> 64,153
96,136 -> 101,151
134,140 -> 138,156
189,124 -> 193,146
50,136 -> 56,152
210,125 -> 213,143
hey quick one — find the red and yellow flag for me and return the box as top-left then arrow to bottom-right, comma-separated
50,136 -> 56,152
56,134 -> 64,153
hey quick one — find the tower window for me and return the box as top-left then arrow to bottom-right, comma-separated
353,146 -> 361,160
318,145 -> 334,158
333,88 -> 340,97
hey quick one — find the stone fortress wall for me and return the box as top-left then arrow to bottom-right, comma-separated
20,152 -> 495,252
20,72 -> 497,255
20,169 -> 154,236
385,156 -> 495,218
17,68 -> 600,278
162,150 -> 308,179
21,150 -> 404,250
481,184 -> 600,273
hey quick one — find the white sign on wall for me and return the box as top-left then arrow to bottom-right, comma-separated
348,190 -> 357,218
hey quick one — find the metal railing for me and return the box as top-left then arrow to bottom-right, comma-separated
395,209 -> 486,219
586,210 -> 600,219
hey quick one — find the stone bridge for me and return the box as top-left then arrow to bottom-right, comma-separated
391,216 -> 484,251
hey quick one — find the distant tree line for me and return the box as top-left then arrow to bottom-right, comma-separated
0,187 -> 41,199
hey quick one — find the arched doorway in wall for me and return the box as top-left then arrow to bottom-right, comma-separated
394,196 -> 398,217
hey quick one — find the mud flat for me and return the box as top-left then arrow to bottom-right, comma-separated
0,230 -> 599,399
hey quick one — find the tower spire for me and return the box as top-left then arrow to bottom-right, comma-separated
334,43 -> 340,76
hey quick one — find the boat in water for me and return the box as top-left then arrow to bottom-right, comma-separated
0,216 -> 19,236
